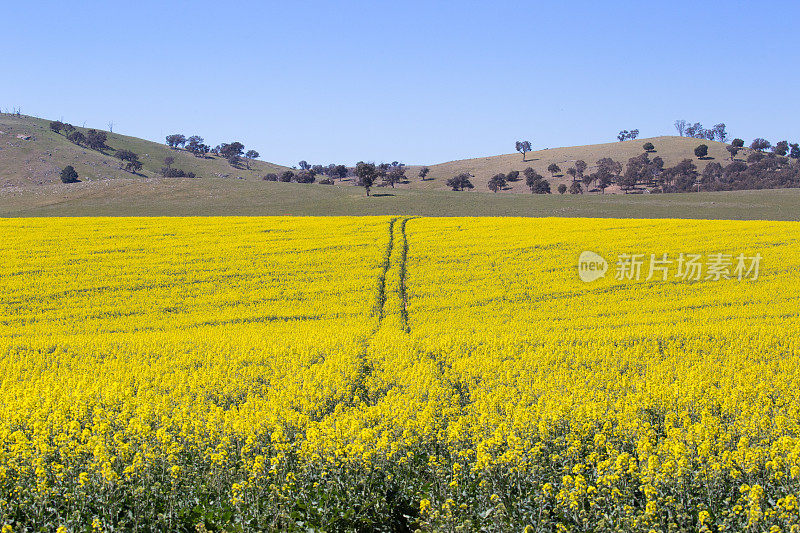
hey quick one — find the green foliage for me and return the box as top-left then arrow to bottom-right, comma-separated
60,165 -> 79,183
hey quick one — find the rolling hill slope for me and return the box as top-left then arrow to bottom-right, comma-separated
406,136 -> 740,193
0,114 -> 288,186
1,112 -> 795,219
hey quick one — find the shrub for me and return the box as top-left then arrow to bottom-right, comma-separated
60,165 -> 79,183
694,144 -> 709,158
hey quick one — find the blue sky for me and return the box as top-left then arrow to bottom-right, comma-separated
2,1 -> 798,166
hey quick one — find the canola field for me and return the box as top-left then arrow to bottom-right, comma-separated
1,216 -> 799,532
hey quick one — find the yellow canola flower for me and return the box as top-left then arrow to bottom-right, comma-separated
0,216 -> 798,530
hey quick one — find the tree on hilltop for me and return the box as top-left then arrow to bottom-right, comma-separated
49,121 -> 64,134
186,136 -> 210,157
245,150 -> 260,169
773,141 -> 789,157
166,134 -> 186,149
219,142 -> 245,166
750,138 -> 771,152
516,140 -> 532,161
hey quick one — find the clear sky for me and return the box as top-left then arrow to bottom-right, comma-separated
2,1 -> 798,166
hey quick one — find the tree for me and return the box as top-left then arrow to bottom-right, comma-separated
629,129 -> 639,140
115,149 -> 141,173
335,165 -> 348,181
533,179 -> 551,194
694,144 -> 709,158
164,156 -> 174,169
702,162 -> 723,185
675,120 -> 688,137
67,131 -> 85,145
355,162 -> 377,196
621,154 -> 649,192
263,173 -> 278,181
712,123 -> 728,143
671,159 -> 699,191
311,165 -> 325,176
166,134 -> 186,148
575,160 -> 587,181
298,160 -> 311,170
62,123 -> 75,135
446,173 -> 474,191
596,172 -> 613,193
419,166 -> 430,180
186,136 -> 209,157
279,171 -> 294,182
643,142 -> 655,152
557,183 -> 567,194
569,181 -> 583,194
384,165 -> 406,187
595,157 -> 621,194
60,165 -> 79,183
732,138 -> 745,148
726,145 -> 741,161
488,173 -> 507,192
245,150 -> 259,169
524,167 -> 543,192
515,140 -> 532,161
751,138 -> 771,152
296,171 -> 316,183
773,141 -> 789,157
219,142 -> 245,166
547,163 -> 561,177
49,121 -> 64,134
506,170 -> 520,182
618,130 -> 629,142
566,167 -> 576,181
790,143 -> 800,160
85,129 -> 108,151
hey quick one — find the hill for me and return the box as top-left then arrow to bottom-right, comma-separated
404,136 -> 739,194
1,113 -> 796,220
0,113 -> 288,186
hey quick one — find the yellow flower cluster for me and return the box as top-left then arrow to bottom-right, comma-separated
0,216 -> 798,531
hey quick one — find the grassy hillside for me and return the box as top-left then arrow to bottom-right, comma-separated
1,177 -> 797,220
0,113 -> 288,186
405,136 -> 742,193
1,112 -> 795,219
